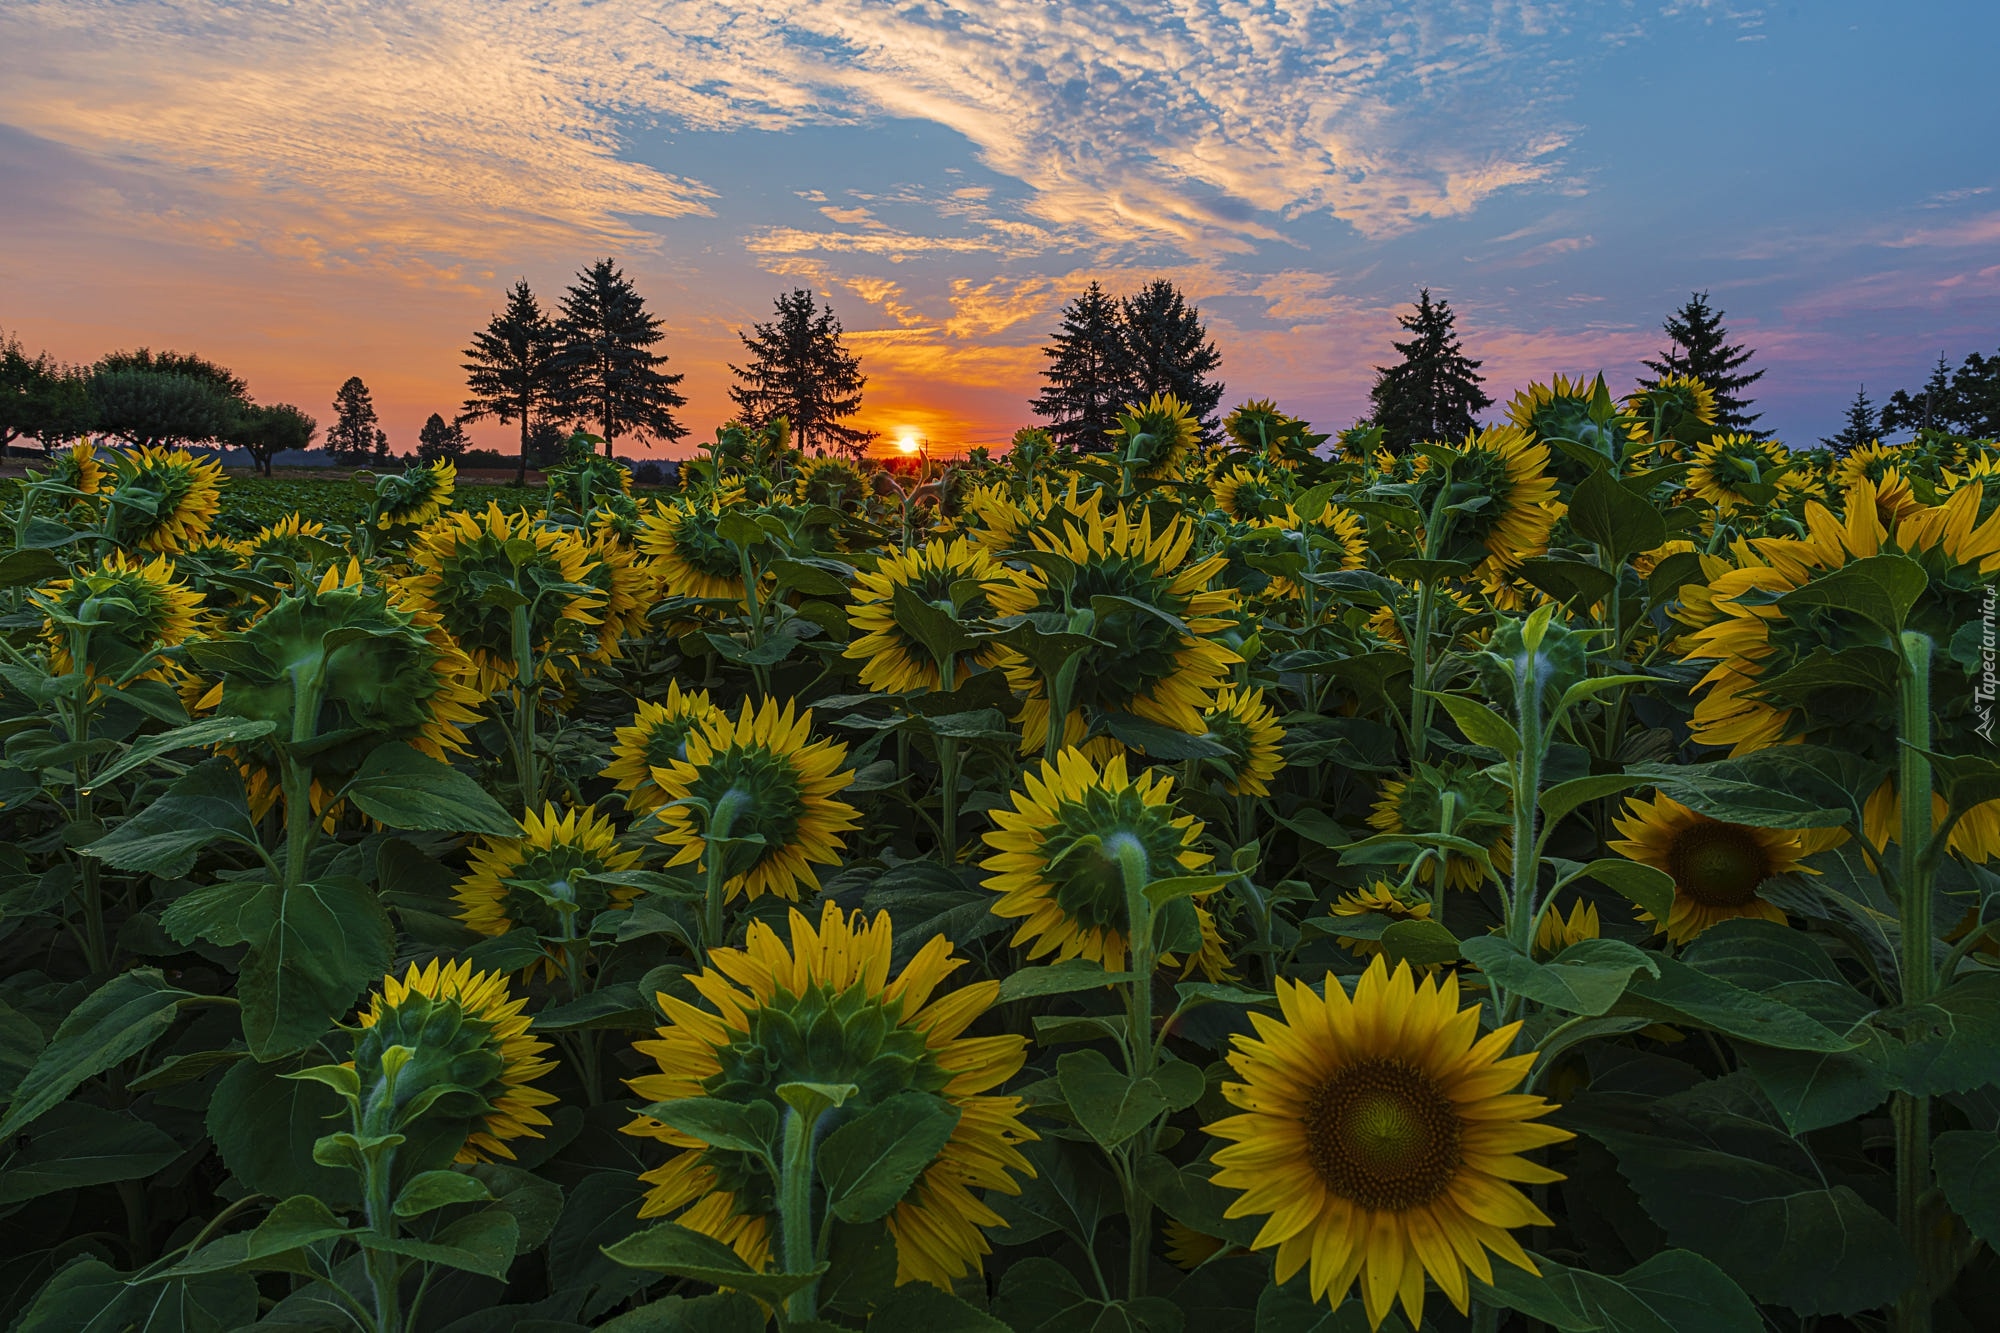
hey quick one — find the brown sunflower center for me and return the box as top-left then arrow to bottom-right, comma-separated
1666,822 -> 1772,907
1304,1057 -> 1463,1212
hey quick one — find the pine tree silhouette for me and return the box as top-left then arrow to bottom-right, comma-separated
1640,292 -> 1767,437
729,289 -> 872,457
1368,289 -> 1491,450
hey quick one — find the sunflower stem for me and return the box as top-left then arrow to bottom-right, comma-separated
509,604 -> 543,804
1505,632 -> 1548,1025
1115,836 -> 1157,1301
935,651 -> 960,865
1408,469 -> 1454,765
360,1143 -> 401,1333
778,1105 -> 822,1324
701,789 -> 751,951
1894,629 -> 1937,1333
63,650 -> 111,976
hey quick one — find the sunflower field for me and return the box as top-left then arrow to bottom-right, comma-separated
1,388 -> 1997,1333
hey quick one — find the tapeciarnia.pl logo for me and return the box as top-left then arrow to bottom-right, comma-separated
1977,586 -> 1997,745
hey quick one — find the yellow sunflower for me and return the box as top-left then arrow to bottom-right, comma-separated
1534,899 -> 1601,955
1504,373 -> 1638,476
1368,765 -> 1513,892
1609,792 -> 1828,943
579,532 -> 655,665
1200,685 -> 1286,797
844,537 -> 1008,694
47,439 -> 107,499
1164,1219 -> 1230,1270
1264,501 -> 1369,602
1211,467 -> 1282,520
980,748 -> 1210,971
602,681 -> 727,812
650,697 -> 861,904
356,959 -> 559,1164
1679,480 -> 2000,859
638,497 -> 750,605
1686,434 -> 1801,514
192,560 -> 485,822
1207,958 -> 1570,1330
401,502 -> 605,692
794,455 -> 872,510
986,501 -> 1241,755
624,901 -> 1037,1286
1108,393 -> 1199,481
1328,882 -> 1433,960
373,458 -> 456,530
111,446 -> 225,552
1432,426 -> 1559,575
454,804 -> 642,972
1623,373 -> 1717,460
36,552 -> 203,687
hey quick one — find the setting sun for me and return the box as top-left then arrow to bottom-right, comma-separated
896,430 -> 922,454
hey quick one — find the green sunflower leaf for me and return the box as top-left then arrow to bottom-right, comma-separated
1475,1248 -> 1761,1332
1775,551 -> 1929,634
1570,1097 -> 1908,1315
1617,955 -> 1852,1052
603,1221 -> 828,1303
85,714 -> 276,791
1422,691 -> 1520,758
82,756 -> 263,877
1933,1130 -> 2000,1249
1458,936 -> 1658,1017
237,877 -> 395,1061
1057,1050 -> 1205,1149
1538,773 -> 1648,826
0,1101 -> 181,1205
1378,917 -> 1462,967
1569,468 -> 1668,562
0,967 -> 194,1140
997,960 -> 1139,1002
1570,858 -> 1675,923
360,1209 -> 520,1281
641,1097 -> 780,1159
890,582 -> 981,662
820,1091 -> 962,1223
341,743 -> 520,836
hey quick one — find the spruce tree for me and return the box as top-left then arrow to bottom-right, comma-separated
462,280 -> 563,485
326,376 -> 383,464
1820,385 -> 1878,455
551,259 -> 687,455
1368,289 -> 1491,450
1640,291 -> 1767,437
1881,356 -> 1955,436
728,289 -> 871,457
1031,282 -> 1131,452
1121,279 -> 1225,441
417,412 -> 470,461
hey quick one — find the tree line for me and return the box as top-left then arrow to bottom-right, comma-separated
0,342 -> 316,474
8,264 -> 1992,476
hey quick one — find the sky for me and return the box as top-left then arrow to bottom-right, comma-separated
1,0 -> 1996,458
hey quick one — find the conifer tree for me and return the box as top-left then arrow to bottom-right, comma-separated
417,412 -> 470,461
326,376 -> 385,464
1640,291 -> 1767,437
462,280 -> 563,485
551,259 -> 686,456
729,289 -> 871,457
1820,385 -> 1878,455
1368,289 -> 1491,450
1882,348 -> 2000,439
1121,279 -> 1225,441
1031,282 -> 1131,452
1881,356 -> 1955,436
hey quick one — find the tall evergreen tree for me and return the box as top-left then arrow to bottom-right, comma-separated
1881,355 -> 1955,436
462,280 -> 563,485
1640,291 -> 1767,437
1368,289 -> 1491,450
728,289 -> 872,457
1882,347 -> 2000,439
1031,282 -> 1131,453
1820,385 -> 1878,455
417,412 -> 470,461
1121,279 -> 1225,441
551,259 -> 687,455
326,376 -> 385,464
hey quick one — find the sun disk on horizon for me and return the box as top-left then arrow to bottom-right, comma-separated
896,430 -> 921,454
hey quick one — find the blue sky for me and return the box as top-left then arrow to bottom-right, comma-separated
0,0 -> 1993,453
